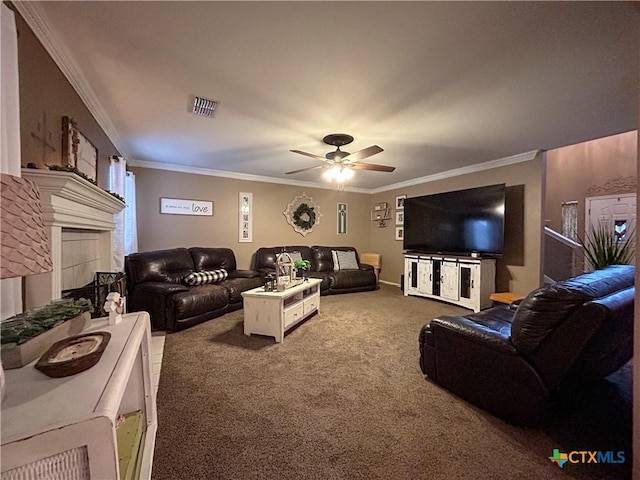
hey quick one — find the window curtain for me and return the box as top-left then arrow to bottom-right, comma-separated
561,201 -> 578,242
108,157 -> 138,271
1,4 -> 23,320
124,171 -> 138,255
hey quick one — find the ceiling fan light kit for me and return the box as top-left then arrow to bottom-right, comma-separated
323,165 -> 354,183
287,133 -> 395,185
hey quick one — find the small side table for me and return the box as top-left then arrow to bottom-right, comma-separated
489,292 -> 524,306
360,253 -> 381,283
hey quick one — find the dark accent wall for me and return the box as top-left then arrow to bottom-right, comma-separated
369,155 -> 544,295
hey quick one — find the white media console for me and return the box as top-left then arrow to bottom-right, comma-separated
404,254 -> 496,312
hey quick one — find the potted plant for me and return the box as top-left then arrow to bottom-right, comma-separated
293,259 -> 311,280
579,223 -> 635,271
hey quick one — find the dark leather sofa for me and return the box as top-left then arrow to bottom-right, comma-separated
255,246 -> 377,295
126,247 -> 262,331
419,265 -> 634,425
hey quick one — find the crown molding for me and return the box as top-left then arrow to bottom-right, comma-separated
128,159 -> 372,194
12,2 -> 132,159
130,150 -> 540,195
369,150 -> 540,194
13,1 -> 540,195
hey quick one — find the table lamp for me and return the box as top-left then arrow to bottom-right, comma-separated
0,173 -> 53,400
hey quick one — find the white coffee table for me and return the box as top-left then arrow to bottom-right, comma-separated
242,278 -> 322,342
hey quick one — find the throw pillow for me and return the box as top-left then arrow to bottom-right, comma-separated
289,251 -> 303,263
334,250 -> 359,270
183,269 -> 228,286
331,250 -> 340,271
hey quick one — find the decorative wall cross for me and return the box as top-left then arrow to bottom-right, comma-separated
30,111 -> 56,163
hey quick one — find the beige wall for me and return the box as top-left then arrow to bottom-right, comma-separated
133,156 -> 544,295
11,4 -> 119,188
545,130 -> 637,235
130,167 -> 372,270
370,155 -> 545,295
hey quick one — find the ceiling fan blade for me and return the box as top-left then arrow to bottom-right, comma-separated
290,150 -> 326,161
349,162 -> 396,172
343,145 -> 383,162
286,165 -> 326,175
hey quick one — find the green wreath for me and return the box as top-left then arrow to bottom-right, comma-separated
293,203 -> 316,230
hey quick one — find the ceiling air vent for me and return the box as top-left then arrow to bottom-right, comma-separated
192,96 -> 220,118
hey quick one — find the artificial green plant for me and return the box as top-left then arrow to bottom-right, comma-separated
293,259 -> 311,271
1,298 -> 94,346
579,223 -> 635,271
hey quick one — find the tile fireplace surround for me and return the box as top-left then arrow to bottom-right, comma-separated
21,169 -> 125,310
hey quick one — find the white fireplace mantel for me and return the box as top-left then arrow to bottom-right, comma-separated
21,169 -> 125,309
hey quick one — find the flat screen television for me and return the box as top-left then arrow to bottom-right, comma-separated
403,183 -> 505,256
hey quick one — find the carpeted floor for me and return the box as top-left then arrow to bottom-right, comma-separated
152,284 -> 631,480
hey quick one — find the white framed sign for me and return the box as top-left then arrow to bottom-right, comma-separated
160,198 -> 213,216
239,192 -> 253,242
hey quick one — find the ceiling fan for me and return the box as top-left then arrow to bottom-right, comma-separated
286,134 -> 395,177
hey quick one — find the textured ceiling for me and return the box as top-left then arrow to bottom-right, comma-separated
19,1 -> 639,191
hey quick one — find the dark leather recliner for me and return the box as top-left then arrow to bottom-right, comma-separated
419,265 -> 635,425
126,247 -> 262,331
189,247 -> 262,311
254,245 -> 377,295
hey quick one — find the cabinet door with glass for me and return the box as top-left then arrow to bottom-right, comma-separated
458,263 -> 480,310
404,257 -> 420,295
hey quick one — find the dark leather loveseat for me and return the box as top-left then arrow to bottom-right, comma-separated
255,246 -> 377,295
126,247 -> 262,331
419,265 -> 634,425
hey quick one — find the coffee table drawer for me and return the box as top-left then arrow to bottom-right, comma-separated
284,303 -> 304,329
303,294 -> 319,315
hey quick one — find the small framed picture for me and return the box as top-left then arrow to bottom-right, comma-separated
239,192 -> 253,242
395,195 -> 406,210
395,226 -> 404,241
395,210 -> 404,225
